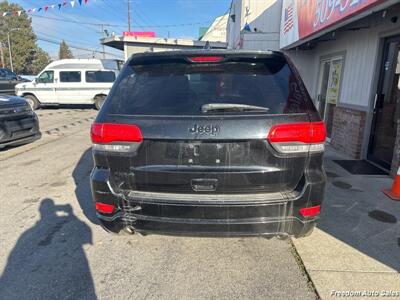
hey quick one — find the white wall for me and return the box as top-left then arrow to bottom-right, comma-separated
241,33 -> 280,50
287,50 -> 318,99
227,0 -> 282,50
288,9 -> 400,109
201,14 -> 229,43
227,0 -> 244,49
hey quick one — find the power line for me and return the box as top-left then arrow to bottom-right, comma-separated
101,0 -> 130,25
30,14 -> 113,27
30,14 -> 213,28
32,23 -> 97,47
134,6 -> 155,27
30,15 -> 117,59
3,28 -> 122,58
35,35 -> 122,58
198,8 -> 229,40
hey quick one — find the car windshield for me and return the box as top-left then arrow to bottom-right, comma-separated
108,57 -> 310,116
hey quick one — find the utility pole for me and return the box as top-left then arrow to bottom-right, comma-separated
7,28 -> 20,72
101,24 -> 106,59
96,24 -> 110,59
0,43 -> 4,68
127,0 -> 132,32
0,20 -> 4,67
7,32 -> 13,72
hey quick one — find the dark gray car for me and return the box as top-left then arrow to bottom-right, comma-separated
90,50 -> 327,238
0,95 -> 41,149
0,68 -> 27,96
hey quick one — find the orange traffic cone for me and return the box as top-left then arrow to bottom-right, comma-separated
383,167 -> 400,201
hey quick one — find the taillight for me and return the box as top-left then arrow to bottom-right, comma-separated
299,205 -> 321,218
95,202 -> 115,214
91,123 -> 143,152
188,56 -> 224,63
267,122 -> 326,154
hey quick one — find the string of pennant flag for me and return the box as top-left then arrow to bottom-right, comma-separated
1,0 -> 89,17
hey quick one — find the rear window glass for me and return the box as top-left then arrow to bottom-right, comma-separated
108,58 -> 310,115
86,71 -> 116,83
60,71 -> 81,83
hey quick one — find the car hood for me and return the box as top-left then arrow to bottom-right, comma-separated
0,95 -> 28,108
15,82 -> 32,88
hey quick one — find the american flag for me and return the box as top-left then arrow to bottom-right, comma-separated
284,5 -> 294,33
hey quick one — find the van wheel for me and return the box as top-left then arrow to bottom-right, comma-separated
94,95 -> 106,110
24,95 -> 40,110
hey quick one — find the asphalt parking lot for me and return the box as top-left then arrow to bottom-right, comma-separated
0,109 -> 316,300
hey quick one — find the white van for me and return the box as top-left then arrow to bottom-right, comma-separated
15,59 -> 121,110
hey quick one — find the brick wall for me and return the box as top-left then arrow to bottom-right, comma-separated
330,106 -> 366,159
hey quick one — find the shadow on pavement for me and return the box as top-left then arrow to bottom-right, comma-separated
38,104 -> 95,110
318,147 -> 400,271
72,147 -> 99,225
0,198 -> 97,299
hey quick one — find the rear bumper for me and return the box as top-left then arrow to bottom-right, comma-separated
99,214 -> 317,238
91,168 -> 325,238
0,132 -> 41,149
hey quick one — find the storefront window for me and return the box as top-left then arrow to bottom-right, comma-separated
317,56 -> 344,140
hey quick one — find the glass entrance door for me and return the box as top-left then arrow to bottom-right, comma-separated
368,36 -> 400,169
317,56 -> 343,140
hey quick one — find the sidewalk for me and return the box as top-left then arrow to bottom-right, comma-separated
293,146 -> 400,299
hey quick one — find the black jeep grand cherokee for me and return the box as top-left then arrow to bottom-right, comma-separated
90,50 -> 326,238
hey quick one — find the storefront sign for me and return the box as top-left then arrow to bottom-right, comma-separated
123,32 -> 156,37
280,0 -> 383,48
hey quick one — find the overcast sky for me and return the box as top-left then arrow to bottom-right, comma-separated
9,0 -> 231,59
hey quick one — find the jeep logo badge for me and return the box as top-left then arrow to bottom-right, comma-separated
189,124 -> 220,135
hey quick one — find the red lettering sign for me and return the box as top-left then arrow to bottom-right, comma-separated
123,32 -> 156,37
281,0 -> 383,48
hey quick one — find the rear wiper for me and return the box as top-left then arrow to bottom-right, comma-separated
201,103 -> 270,113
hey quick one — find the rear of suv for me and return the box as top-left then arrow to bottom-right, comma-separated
90,50 -> 326,238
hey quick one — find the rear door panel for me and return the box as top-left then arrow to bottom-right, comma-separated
102,113 -> 310,194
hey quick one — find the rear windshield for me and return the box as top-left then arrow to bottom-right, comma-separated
108,57 -> 311,115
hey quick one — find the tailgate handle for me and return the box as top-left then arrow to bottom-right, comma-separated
191,179 -> 218,192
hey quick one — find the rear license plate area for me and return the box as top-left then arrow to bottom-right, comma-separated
163,141 -> 253,166
182,142 -> 223,165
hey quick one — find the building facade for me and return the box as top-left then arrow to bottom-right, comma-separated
101,33 -> 226,61
227,0 -> 282,50
200,14 -> 229,42
101,14 -> 229,61
227,0 -> 400,174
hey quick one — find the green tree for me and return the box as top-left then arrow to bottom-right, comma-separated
32,47 -> 51,74
0,1 -> 50,75
58,40 -> 74,59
